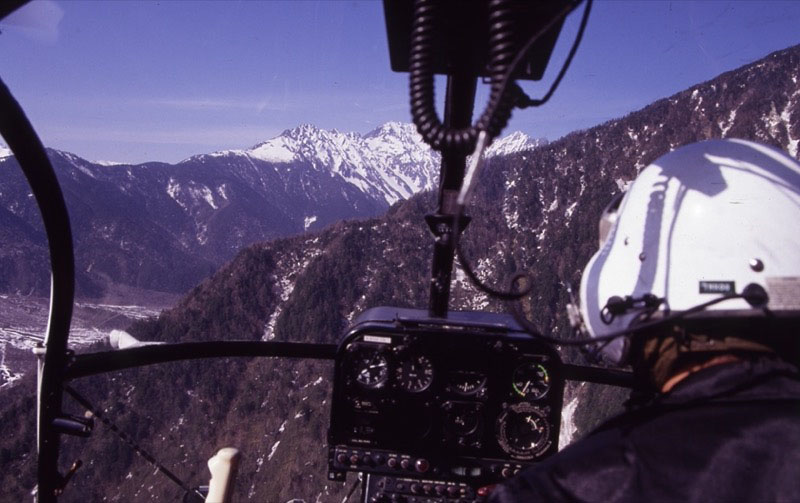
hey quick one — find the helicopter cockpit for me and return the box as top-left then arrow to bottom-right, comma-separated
1,1 -> 645,502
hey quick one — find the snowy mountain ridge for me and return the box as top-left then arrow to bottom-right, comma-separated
188,122 -> 546,205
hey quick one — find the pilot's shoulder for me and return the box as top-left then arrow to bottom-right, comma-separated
490,426 -> 637,502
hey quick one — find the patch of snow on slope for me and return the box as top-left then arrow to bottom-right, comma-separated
504,205 -> 520,230
767,102 -> 783,138
453,264 -> 489,311
197,223 -> 209,245
198,185 -> 217,209
0,343 -> 23,390
267,441 -> 280,461
248,137 -> 297,163
690,88 -> 702,107
166,178 -> 187,210
302,376 -> 324,389
781,97 -> 798,158
718,109 -> 737,137
564,201 -> 578,220
559,383 -> 584,449
262,243 -> 322,340
59,152 -> 97,179
73,164 -> 96,178
485,131 -> 545,157
304,215 -> 317,230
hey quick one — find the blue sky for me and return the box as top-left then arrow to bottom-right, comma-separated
1,0 -> 799,164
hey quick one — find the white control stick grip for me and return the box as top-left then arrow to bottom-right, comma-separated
205,447 -> 240,503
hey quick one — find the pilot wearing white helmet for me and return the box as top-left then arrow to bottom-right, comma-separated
490,138 -> 800,502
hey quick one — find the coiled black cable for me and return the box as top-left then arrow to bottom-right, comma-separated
408,0 -> 478,153
476,0 -> 524,138
408,0 -> 519,152
409,0 -> 582,153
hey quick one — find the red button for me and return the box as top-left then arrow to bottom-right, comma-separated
477,485 -> 497,497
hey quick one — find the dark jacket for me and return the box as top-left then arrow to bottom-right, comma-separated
489,357 -> 800,502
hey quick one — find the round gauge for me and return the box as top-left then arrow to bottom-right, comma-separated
443,402 -> 483,437
495,402 -> 551,460
395,354 -> 434,392
354,352 -> 389,389
511,361 -> 550,400
449,371 -> 487,396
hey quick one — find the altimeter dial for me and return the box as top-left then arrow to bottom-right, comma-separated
395,354 -> 434,392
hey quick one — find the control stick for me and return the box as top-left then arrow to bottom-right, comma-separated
205,448 -> 241,503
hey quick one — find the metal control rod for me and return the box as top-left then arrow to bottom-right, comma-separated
427,74 -> 477,317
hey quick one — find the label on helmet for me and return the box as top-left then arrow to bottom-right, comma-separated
766,277 -> 800,310
699,281 -> 736,294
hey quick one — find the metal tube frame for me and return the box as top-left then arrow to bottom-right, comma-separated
427,74 -> 477,317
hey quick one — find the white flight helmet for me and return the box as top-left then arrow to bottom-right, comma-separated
579,138 -> 800,365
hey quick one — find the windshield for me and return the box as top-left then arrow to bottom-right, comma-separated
1,1 -> 799,502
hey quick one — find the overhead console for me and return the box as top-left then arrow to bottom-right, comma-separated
328,307 -> 563,502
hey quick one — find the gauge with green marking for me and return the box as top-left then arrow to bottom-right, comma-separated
511,361 -> 550,400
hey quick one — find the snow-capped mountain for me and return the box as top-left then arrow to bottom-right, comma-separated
485,130 -> 547,157
0,123 -> 545,298
190,122 -> 545,206
203,122 -> 436,205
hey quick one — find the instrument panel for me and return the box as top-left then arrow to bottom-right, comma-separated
328,307 -> 563,498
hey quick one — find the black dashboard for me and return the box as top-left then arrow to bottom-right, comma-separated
328,307 -> 564,502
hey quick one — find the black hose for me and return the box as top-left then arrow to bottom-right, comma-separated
456,243 -> 531,301
523,0 -> 592,108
